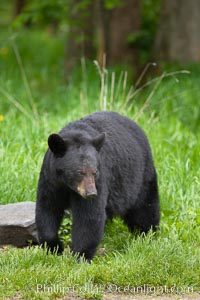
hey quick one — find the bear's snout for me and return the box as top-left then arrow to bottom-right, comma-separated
77,175 -> 97,199
85,189 -> 97,199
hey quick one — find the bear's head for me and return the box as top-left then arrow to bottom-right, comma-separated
47,132 -> 105,199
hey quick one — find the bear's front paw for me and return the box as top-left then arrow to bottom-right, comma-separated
72,248 -> 95,263
41,239 -> 64,255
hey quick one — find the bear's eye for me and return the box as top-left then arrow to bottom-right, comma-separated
56,169 -> 64,176
93,170 -> 98,177
77,171 -> 85,177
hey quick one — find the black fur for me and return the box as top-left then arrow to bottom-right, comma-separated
36,111 -> 160,261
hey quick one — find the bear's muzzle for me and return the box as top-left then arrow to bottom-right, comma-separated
77,175 -> 97,199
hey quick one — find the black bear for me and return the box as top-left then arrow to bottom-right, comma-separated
36,111 -> 160,261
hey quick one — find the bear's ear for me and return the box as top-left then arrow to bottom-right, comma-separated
48,134 -> 66,156
92,132 -> 106,151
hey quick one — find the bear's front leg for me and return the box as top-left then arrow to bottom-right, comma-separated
36,187 -> 65,254
71,199 -> 106,261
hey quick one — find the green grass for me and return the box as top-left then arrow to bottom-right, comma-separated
0,29 -> 200,299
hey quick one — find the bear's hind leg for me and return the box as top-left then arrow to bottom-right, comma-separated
124,176 -> 160,234
123,201 -> 160,234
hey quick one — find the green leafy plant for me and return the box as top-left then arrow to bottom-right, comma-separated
59,213 -> 72,246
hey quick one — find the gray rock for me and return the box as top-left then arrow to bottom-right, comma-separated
0,201 -> 38,247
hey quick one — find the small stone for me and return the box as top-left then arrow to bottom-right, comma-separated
98,247 -> 106,256
0,202 -> 38,247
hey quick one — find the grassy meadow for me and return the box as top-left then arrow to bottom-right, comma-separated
0,30 -> 200,299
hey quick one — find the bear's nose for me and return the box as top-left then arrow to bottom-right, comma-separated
86,190 -> 97,199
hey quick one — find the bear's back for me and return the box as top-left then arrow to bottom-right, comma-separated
60,111 -> 151,160
82,111 -> 150,150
